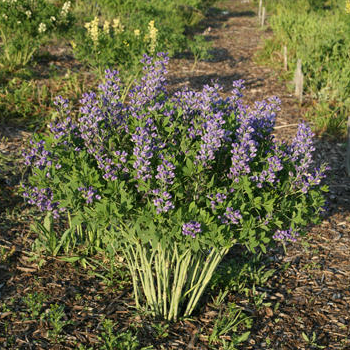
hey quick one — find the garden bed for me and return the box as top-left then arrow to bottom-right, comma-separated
0,1 -> 349,349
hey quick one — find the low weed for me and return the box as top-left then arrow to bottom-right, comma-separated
45,303 -> 74,343
301,331 -> 326,349
99,318 -> 144,350
22,291 -> 48,319
208,302 -> 251,349
209,252 -> 275,296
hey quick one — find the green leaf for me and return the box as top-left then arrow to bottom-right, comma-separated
189,201 -> 197,213
301,332 -> 309,342
43,212 -> 53,232
253,196 -> 262,209
236,331 -> 250,343
59,256 -> 82,263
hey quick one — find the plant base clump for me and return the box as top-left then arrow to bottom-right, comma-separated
22,53 -> 328,321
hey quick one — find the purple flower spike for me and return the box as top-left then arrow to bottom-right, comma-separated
273,228 -> 299,242
78,186 -> 100,205
219,207 -> 242,225
152,189 -> 174,214
182,221 -> 201,238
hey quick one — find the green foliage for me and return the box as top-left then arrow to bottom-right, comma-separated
45,303 -> 74,342
99,319 -> 141,350
208,302 -> 251,349
0,0 -> 74,71
71,0 -> 213,73
258,0 -> 350,136
22,55 -> 327,321
209,253 -> 275,295
23,292 -> 48,319
301,331 -> 326,349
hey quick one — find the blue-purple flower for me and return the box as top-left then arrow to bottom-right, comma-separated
22,184 -> 63,218
78,186 -> 101,204
152,189 -> 174,214
219,207 -> 242,225
273,228 -> 299,242
182,221 -> 201,238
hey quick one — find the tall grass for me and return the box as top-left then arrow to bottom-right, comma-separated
257,0 -> 350,137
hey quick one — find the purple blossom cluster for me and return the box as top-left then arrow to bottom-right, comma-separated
250,155 -> 283,188
171,82 -> 233,153
49,116 -> 78,140
129,53 -> 169,113
23,140 -> 53,176
229,135 -> 257,182
94,150 -> 129,181
98,69 -> 128,132
273,228 -> 299,242
182,221 -> 201,238
230,79 -> 245,103
248,97 -> 281,138
22,185 -> 63,218
196,110 -> 232,166
288,123 -> 329,193
227,96 -> 281,183
152,189 -> 174,214
78,91 -> 105,151
155,159 -> 175,185
131,125 -> 156,182
207,192 -> 227,211
22,52 -> 327,251
219,207 -> 242,225
53,95 -> 70,115
77,186 -> 101,204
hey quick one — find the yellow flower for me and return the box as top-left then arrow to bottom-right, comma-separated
148,20 -> 158,54
346,0 -> 350,13
103,20 -> 110,35
123,40 -> 129,47
70,40 -> 76,50
112,17 -> 124,34
38,22 -> 47,34
85,17 -> 99,45
134,29 -> 140,37
61,1 -> 71,17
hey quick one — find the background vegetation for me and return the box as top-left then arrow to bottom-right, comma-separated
256,0 -> 350,138
0,0 -> 215,129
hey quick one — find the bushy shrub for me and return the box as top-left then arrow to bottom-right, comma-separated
22,53 -> 328,320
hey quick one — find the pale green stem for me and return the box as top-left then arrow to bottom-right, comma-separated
122,244 -> 140,309
162,250 -> 169,318
171,251 -> 191,321
154,244 -> 163,315
184,247 -> 228,316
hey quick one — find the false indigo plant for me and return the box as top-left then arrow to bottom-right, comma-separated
22,53 -> 328,320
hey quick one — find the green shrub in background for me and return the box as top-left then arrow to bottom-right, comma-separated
71,0 -> 214,74
257,0 -> 350,137
0,0 -> 75,71
0,0 -> 215,128
0,0 -> 215,75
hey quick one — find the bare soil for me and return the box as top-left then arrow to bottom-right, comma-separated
0,0 -> 349,349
